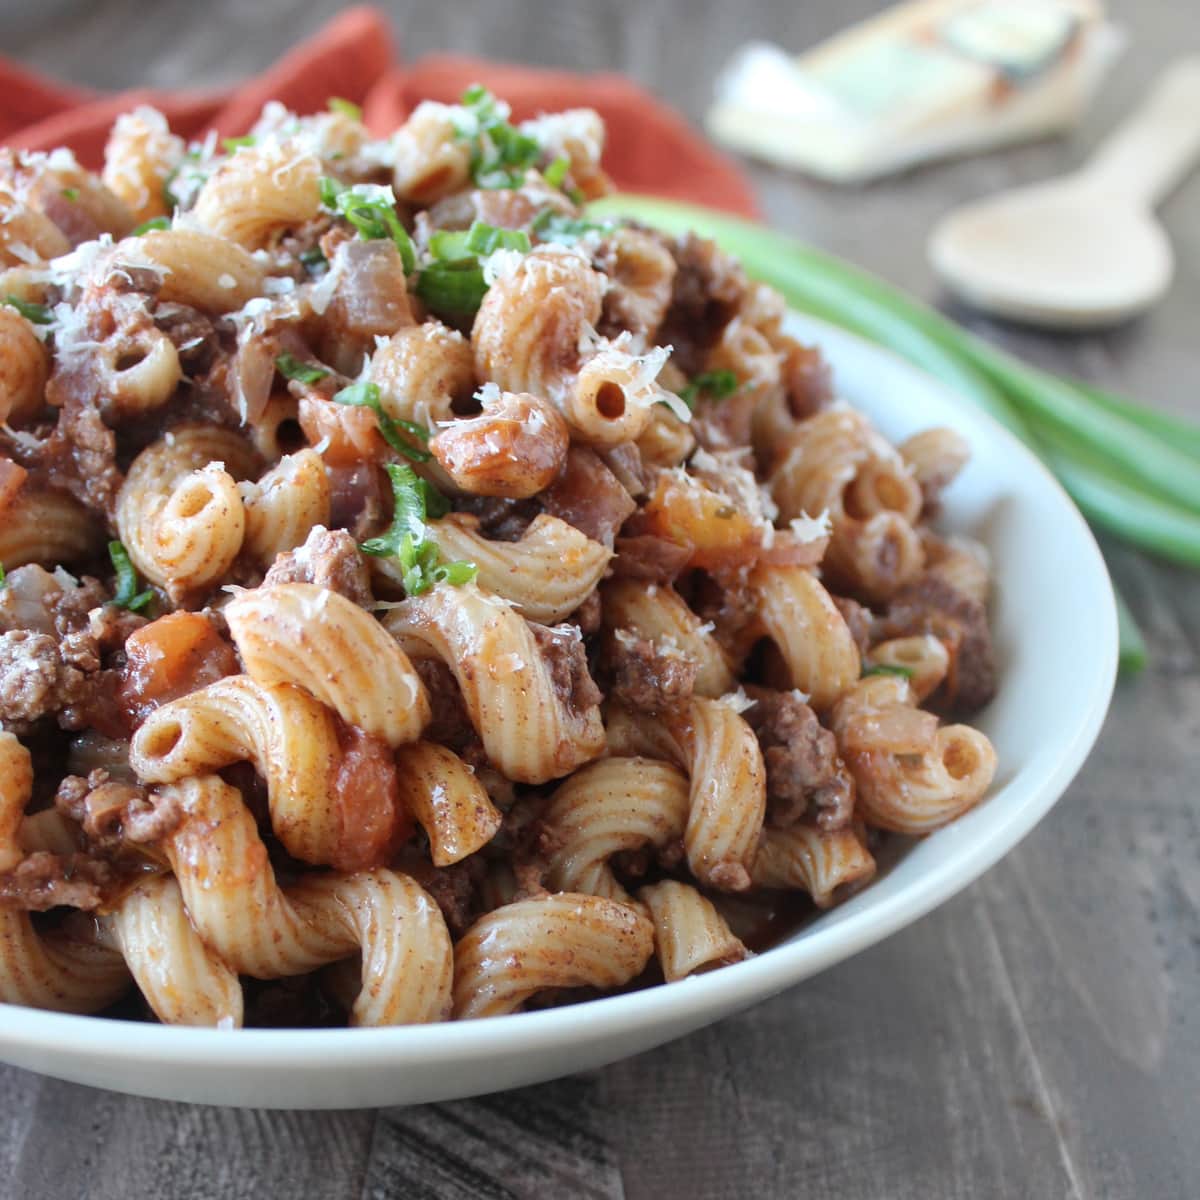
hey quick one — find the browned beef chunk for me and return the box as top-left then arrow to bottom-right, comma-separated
878,574 -> 997,714
744,685 -> 855,831
603,630 -> 696,716
263,526 -> 373,608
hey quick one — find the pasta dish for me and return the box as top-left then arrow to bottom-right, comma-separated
0,90 -> 997,1026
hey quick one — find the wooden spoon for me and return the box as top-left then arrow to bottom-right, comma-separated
928,58 -> 1200,329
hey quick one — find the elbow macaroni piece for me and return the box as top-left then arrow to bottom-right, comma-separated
900,427 -> 972,502
748,564 -> 860,711
136,229 -> 268,313
393,741 -> 503,867
431,390 -> 569,499
384,584 -> 606,784
638,879 -> 749,981
155,774 -> 452,1024
473,248 -> 663,446
0,485 -> 101,569
192,143 -> 322,249
241,449 -> 331,565
100,874 -> 243,1028
116,422 -> 257,597
131,676 -> 344,867
224,582 -> 430,748
606,698 -> 766,892
452,892 -> 654,1019
0,306 -> 48,424
770,409 -> 925,601
410,513 -> 610,624
102,106 -> 185,224
0,193 -> 71,266
750,826 -> 877,909
867,634 -> 950,703
832,676 -> 997,834
543,756 -> 691,903
371,321 -> 476,430
391,102 -> 473,205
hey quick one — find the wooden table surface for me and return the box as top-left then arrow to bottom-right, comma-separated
4,2 -> 1198,1196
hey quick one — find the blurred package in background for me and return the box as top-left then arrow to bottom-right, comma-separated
708,0 -> 1124,182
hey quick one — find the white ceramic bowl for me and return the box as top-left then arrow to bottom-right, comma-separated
0,312 -> 1117,1108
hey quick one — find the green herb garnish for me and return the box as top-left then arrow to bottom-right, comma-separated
275,354 -> 329,385
453,85 -> 542,190
862,663 -> 915,679
417,220 -> 531,319
107,541 -> 154,613
530,208 -> 612,246
222,135 -> 256,154
318,178 -> 415,273
0,563 -> 6,588
415,260 -> 489,318
60,188 -> 79,202
360,463 -> 477,595
132,216 -> 171,236
543,155 -> 570,188
327,97 -> 362,121
429,220 -> 531,262
3,295 -> 52,325
677,370 -> 740,410
332,380 -> 430,462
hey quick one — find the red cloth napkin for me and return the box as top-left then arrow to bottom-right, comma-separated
0,6 -> 758,218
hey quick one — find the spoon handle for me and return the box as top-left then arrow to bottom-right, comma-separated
1079,57 -> 1200,210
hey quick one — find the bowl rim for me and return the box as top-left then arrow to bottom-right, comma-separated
0,312 -> 1118,1073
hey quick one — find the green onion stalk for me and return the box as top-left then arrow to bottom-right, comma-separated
588,195 -> 1191,673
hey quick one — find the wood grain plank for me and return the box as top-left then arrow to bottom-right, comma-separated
0,1067 -> 376,1200
361,1076 -> 624,1200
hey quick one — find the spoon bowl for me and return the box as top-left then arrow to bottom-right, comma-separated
930,178 -> 1174,328
929,57 -> 1200,329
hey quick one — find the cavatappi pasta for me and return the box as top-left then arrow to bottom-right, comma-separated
0,89 -> 998,1027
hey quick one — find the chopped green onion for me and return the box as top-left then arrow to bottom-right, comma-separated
318,177 -> 415,273
678,369 -> 740,409
332,380 -> 430,462
222,135 -> 256,153
543,155 -> 570,188
453,85 -> 542,190
108,541 -> 154,613
0,563 -> 6,588
275,353 -> 328,384
360,464 -> 476,596
132,216 -> 171,236
416,259 -> 489,318
862,663 -> 915,679
3,295 -> 52,325
530,208 -> 612,245
421,221 -> 531,318
327,97 -> 362,121
60,188 -> 79,202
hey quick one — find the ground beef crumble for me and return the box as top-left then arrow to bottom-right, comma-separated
0,851 -> 112,912
602,630 -> 697,716
263,525 -> 374,607
529,623 -> 603,717
877,573 -> 997,714
744,685 -> 855,831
